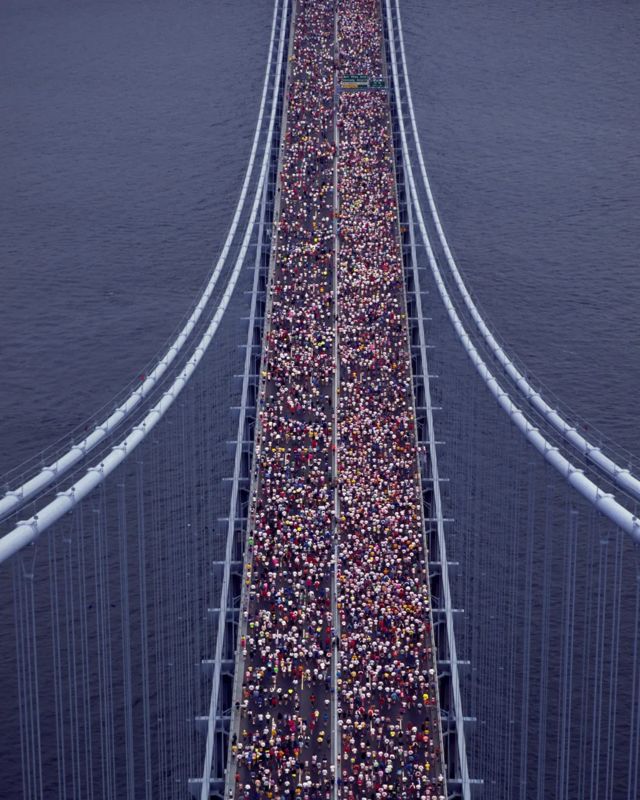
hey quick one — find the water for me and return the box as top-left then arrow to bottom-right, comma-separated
0,0 -> 273,478
401,0 -> 640,457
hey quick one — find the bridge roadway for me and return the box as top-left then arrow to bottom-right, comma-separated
227,1 -> 446,798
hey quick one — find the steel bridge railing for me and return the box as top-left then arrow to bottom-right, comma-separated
382,1 -> 471,796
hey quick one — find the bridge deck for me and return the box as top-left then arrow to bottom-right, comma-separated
227,1 -> 446,798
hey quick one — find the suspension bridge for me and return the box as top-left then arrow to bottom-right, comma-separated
1,1 -> 639,799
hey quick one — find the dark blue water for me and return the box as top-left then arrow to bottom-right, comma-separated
0,0 -> 273,478
1,0 -> 638,474
402,0 -> 640,456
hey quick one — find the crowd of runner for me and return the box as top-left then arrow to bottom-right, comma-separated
229,0 -> 445,797
230,1 -> 336,798
335,0 -> 446,797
